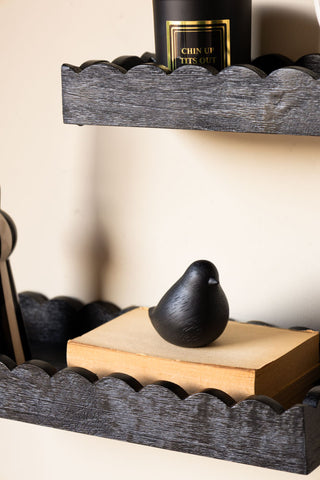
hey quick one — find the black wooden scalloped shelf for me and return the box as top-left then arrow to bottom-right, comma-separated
61,53 -> 320,136
0,292 -> 317,475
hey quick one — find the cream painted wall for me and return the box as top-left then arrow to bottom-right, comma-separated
3,418 -> 320,480
0,0 -> 320,331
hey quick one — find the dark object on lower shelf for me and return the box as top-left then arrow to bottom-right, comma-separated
61,53 -> 320,136
19,292 -> 121,368
0,353 -> 319,475
149,260 -> 229,347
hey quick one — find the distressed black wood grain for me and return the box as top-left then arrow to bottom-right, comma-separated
303,386 -> 320,473
19,292 -> 121,368
0,355 -> 318,475
61,54 -> 320,136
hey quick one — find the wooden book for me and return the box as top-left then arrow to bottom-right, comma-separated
67,307 -> 320,403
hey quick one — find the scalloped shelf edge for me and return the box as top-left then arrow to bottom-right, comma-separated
0,355 -> 320,474
61,53 -> 320,136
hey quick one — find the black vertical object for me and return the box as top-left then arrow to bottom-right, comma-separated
0,208 -> 30,363
153,0 -> 252,70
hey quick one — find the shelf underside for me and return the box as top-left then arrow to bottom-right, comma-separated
62,53 -> 320,136
0,293 -> 316,474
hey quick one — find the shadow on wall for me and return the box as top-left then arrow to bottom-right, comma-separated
80,218 -> 110,302
253,6 -> 320,60
70,130 -> 111,303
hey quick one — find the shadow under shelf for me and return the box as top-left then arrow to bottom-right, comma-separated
61,53 -> 320,136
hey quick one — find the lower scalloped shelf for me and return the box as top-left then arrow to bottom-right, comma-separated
1,292 -> 318,475
61,53 -> 320,136
0,355 -> 320,475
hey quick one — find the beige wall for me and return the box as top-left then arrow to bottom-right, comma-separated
1,0 -> 320,331
3,417 -> 320,480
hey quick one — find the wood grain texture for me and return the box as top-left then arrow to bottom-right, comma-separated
0,354 -> 317,475
302,387 -> 320,474
19,292 -> 121,368
61,53 -> 320,136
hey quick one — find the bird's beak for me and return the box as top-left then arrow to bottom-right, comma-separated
208,278 -> 218,285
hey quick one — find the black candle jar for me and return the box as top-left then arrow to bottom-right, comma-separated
153,0 -> 252,71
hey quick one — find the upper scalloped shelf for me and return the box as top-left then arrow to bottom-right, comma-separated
61,53 -> 320,136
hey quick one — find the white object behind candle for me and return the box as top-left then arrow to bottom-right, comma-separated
315,0 -> 320,25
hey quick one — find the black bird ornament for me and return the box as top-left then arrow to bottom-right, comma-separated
148,260 -> 229,348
